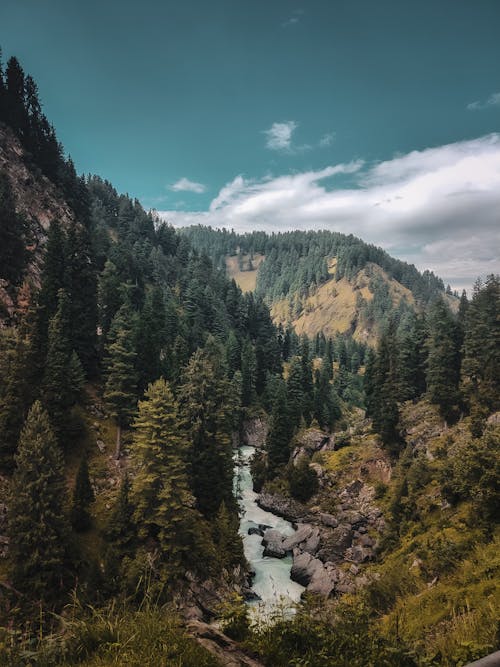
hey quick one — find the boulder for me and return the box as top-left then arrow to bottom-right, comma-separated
290,551 -> 314,586
307,565 -> 336,597
248,527 -> 263,536
262,529 -> 286,558
291,551 -> 336,596
257,493 -> 307,522
282,524 -> 313,551
319,513 -> 338,528
303,527 -> 321,555
317,523 -> 353,561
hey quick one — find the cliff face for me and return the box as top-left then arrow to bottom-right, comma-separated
0,124 -> 75,320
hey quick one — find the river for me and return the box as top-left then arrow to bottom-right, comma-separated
235,445 -> 304,615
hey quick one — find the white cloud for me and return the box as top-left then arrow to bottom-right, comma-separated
264,121 -> 298,151
169,177 -> 206,193
319,132 -> 335,148
467,91 -> 500,111
158,134 -> 500,292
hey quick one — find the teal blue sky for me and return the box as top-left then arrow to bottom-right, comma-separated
1,0 -> 499,289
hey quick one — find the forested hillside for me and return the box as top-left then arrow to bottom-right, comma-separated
181,226 -> 459,344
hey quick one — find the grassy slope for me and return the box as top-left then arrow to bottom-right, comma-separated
313,401 -> 500,665
271,259 -> 415,345
225,253 -> 265,292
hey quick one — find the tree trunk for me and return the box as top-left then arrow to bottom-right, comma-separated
115,423 -> 121,460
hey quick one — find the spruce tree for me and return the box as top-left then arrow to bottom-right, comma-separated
267,380 -> 293,477
42,290 -> 83,439
104,306 -> 138,458
426,298 -> 461,421
64,223 -> 98,374
213,502 -> 244,571
8,402 -> 71,603
103,474 -> 135,593
287,356 -> 305,428
71,453 -> 95,532
136,286 -> 166,391
461,275 -> 500,431
0,171 -> 27,285
240,339 -> 256,407
131,378 -> 202,577
178,349 -> 235,517
0,326 -> 31,470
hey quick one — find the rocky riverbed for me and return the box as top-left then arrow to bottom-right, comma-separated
255,476 -> 386,597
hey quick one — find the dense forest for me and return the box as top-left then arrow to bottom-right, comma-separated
182,226 -> 451,305
0,50 -> 499,666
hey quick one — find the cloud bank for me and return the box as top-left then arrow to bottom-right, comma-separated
467,92 -> 500,111
158,134 -> 500,292
169,177 -> 206,193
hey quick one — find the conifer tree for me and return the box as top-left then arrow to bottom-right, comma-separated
226,330 -> 241,375
104,305 -> 138,458
178,349 -> 235,517
71,453 -> 95,532
240,339 -> 256,407
136,286 -> 166,390
0,171 -> 27,285
42,290 -> 83,439
213,502 -> 244,571
64,222 -> 98,373
8,401 -> 71,602
287,356 -> 305,428
97,259 -> 122,346
0,326 -> 31,470
131,378 -> 201,577
103,474 -> 135,593
267,380 -> 293,477
426,298 -> 461,421
461,275 -> 500,432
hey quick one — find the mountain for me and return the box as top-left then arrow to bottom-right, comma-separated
182,226 -> 459,345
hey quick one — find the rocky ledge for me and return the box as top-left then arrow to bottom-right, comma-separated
256,479 -> 385,598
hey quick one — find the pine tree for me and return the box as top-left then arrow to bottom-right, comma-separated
267,380 -> 293,477
461,275 -> 500,432
97,259 -> 122,346
426,298 -> 461,421
213,502 -> 244,571
136,286 -> 166,391
0,171 -> 27,285
287,356 -> 305,428
226,330 -> 241,375
64,223 -> 98,374
0,325 -> 31,470
104,305 -> 138,458
178,349 -> 235,517
103,474 -> 135,594
42,290 -> 82,439
8,401 -> 71,603
131,378 -> 201,577
4,56 -> 27,135
71,453 -> 95,532
240,339 -> 256,407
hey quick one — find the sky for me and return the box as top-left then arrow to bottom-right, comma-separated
1,0 -> 499,291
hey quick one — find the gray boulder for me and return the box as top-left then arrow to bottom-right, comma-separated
319,513 -> 338,528
282,524 -> 313,551
262,529 -> 286,558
